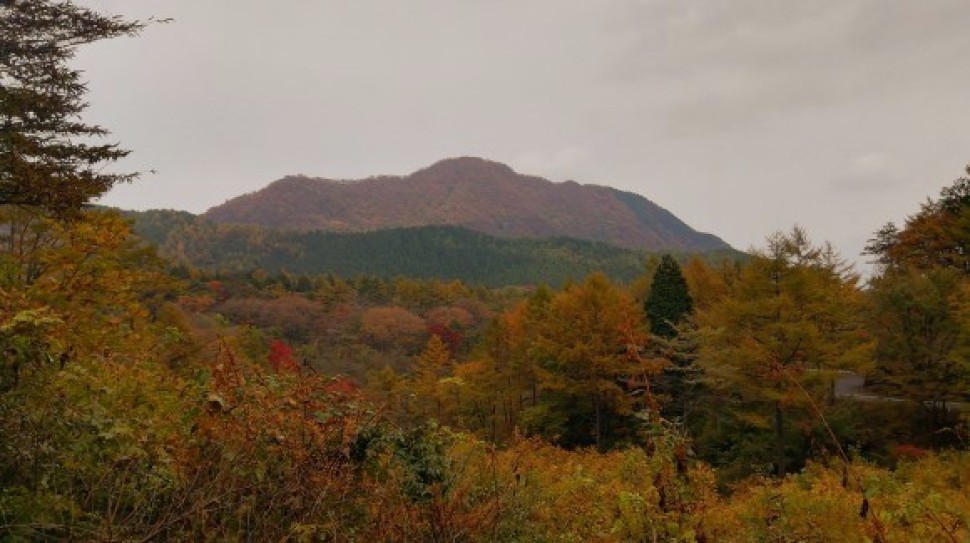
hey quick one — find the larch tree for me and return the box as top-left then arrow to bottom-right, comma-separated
867,260 -> 970,424
861,167 -> 970,428
681,256 -> 733,312
864,166 -> 970,273
695,227 -> 872,476
526,273 -> 654,451
409,334 -> 454,422
455,286 -> 550,441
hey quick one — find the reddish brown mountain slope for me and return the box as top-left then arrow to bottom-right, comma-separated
203,157 -> 729,251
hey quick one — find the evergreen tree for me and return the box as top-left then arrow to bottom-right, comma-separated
644,257 -> 704,426
0,1 -> 144,218
645,254 -> 694,338
651,324 -> 703,426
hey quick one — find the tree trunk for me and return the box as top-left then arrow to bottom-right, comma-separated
594,394 -> 603,451
774,401 -> 786,477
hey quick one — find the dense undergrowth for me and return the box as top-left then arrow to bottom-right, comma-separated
1,323 -> 967,540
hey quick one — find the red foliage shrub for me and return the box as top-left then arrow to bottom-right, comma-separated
427,323 -> 463,355
325,376 -> 359,395
895,443 -> 929,459
268,339 -> 300,374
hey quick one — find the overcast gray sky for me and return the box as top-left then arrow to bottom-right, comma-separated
74,0 -> 970,267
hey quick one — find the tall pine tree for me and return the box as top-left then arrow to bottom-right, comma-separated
645,255 -> 694,339
644,255 -> 699,425
1,1 -> 145,218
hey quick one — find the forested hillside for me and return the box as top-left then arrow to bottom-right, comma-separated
2,3 -> 968,541
202,157 -> 731,252
128,209 -> 741,286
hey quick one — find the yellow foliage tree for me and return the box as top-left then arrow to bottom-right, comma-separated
408,334 -> 455,423
526,273 -> 655,450
695,227 -> 872,476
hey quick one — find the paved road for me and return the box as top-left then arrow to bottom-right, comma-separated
830,370 -> 968,412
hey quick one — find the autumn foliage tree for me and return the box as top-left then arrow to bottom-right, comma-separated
453,287 -> 551,441
865,166 -> 970,272
681,255 -> 733,311
407,334 -> 455,422
524,273 -> 654,450
360,306 -> 427,352
268,338 -> 299,373
861,164 -> 970,444
695,228 -> 872,476
867,254 -> 970,423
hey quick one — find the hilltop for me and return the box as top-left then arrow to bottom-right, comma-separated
203,157 -> 730,252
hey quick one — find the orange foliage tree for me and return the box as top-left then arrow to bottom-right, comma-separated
525,273 -> 655,450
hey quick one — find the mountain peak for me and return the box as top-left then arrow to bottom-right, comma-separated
414,156 -> 516,179
204,158 -> 731,252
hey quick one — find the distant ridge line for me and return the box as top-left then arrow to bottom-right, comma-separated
203,157 -> 731,252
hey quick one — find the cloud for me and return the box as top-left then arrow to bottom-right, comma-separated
606,0 -> 970,133
833,152 -> 903,191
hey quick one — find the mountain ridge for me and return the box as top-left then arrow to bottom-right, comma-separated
203,157 -> 730,252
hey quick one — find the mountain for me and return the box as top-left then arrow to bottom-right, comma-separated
203,157 -> 730,252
